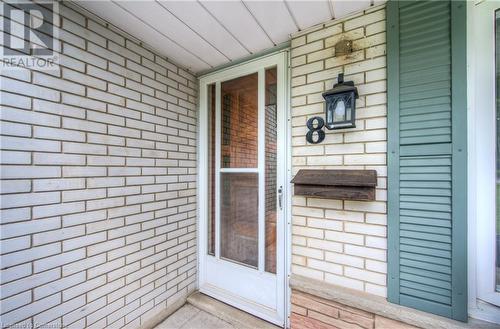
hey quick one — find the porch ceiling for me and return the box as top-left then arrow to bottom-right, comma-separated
74,0 -> 382,74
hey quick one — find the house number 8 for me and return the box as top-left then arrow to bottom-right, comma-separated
306,116 -> 325,144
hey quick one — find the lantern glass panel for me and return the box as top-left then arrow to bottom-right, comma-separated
325,91 -> 355,129
334,99 -> 346,122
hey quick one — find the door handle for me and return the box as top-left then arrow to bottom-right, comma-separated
278,186 -> 283,210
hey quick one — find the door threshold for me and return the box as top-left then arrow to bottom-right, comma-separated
187,292 -> 282,329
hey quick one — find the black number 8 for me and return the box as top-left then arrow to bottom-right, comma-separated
306,116 -> 325,144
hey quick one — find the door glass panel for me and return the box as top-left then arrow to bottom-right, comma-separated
265,67 -> 277,274
220,173 -> 259,267
221,73 -> 258,168
495,10 -> 500,292
208,83 -> 216,256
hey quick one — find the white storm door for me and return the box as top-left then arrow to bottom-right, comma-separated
198,51 -> 287,326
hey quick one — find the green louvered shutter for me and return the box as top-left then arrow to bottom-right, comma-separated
387,0 -> 467,322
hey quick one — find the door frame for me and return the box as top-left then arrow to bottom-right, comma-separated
196,50 -> 290,326
467,0 -> 500,324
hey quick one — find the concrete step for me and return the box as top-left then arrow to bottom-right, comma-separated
187,292 -> 281,329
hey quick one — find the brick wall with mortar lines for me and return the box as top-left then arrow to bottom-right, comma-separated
0,2 -> 197,328
291,290 -> 417,329
290,5 -> 388,298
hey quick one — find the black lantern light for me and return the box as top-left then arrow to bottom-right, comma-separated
322,73 -> 359,130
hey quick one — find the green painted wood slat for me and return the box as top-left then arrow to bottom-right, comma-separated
386,0 -> 468,321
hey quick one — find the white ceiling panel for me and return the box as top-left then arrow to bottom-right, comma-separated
284,0 -> 333,30
194,1 -> 274,54
158,1 -> 250,61
243,0 -> 298,45
75,0 -> 380,74
116,1 -> 226,67
332,0 -> 371,19
76,1 -> 210,72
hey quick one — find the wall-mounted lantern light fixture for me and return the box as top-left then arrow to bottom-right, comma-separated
322,73 -> 359,130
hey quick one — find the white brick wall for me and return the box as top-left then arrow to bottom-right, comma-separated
290,5 -> 388,297
0,2 -> 197,328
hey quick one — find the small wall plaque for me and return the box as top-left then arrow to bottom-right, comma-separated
291,169 -> 377,201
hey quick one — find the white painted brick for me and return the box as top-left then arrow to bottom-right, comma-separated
0,208 -> 31,225
366,259 -> 387,274
33,178 -> 85,192
62,188 -> 107,202
307,238 -> 342,253
34,271 -> 86,300
33,153 -> 85,166
325,273 -> 364,291
63,68 -> 106,90
292,245 -> 323,259
293,226 -> 324,239
2,243 -> 61,268
63,275 -> 106,301
87,65 -> 124,85
0,121 -> 31,137
1,91 -> 31,109
33,225 -> 86,246
33,72 -> 85,95
1,136 -> 61,152
0,2 -> 198,324
366,213 -> 387,225
308,259 -> 343,275
62,254 -> 106,277
292,40 -> 324,58
345,267 -> 386,285
64,43 -> 107,69
62,166 -> 107,177
86,297 -> 124,325
34,126 -> 85,142
87,237 -> 125,256
366,236 -> 387,249
307,218 -> 342,231
1,294 -> 61,326
344,200 -> 386,213
1,191 -> 60,208
88,133 -> 125,146
0,236 -> 31,254
0,151 -> 31,165
62,93 -> 107,112
62,296 -> 107,326
0,180 -> 31,193
34,294 -> 85,326
0,291 -> 31,314
88,20 -> 125,46
2,76 -> 59,101
345,9 -> 385,31
325,209 -> 364,222
63,232 -> 106,252
1,268 -> 57,299
345,222 -> 386,237
33,201 -> 85,219
344,129 -> 386,143
307,198 -> 342,209
2,217 -> 61,239
345,244 -> 386,261
62,117 -> 106,133
325,231 -> 364,245
34,248 -> 86,274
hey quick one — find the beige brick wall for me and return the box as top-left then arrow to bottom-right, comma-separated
0,2 -> 197,328
291,290 -> 417,329
290,5 -> 388,297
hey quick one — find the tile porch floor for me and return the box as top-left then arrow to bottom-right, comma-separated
155,304 -> 236,329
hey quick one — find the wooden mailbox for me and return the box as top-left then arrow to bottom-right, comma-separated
291,169 -> 377,201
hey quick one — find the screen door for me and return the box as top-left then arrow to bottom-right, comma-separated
198,51 -> 287,326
